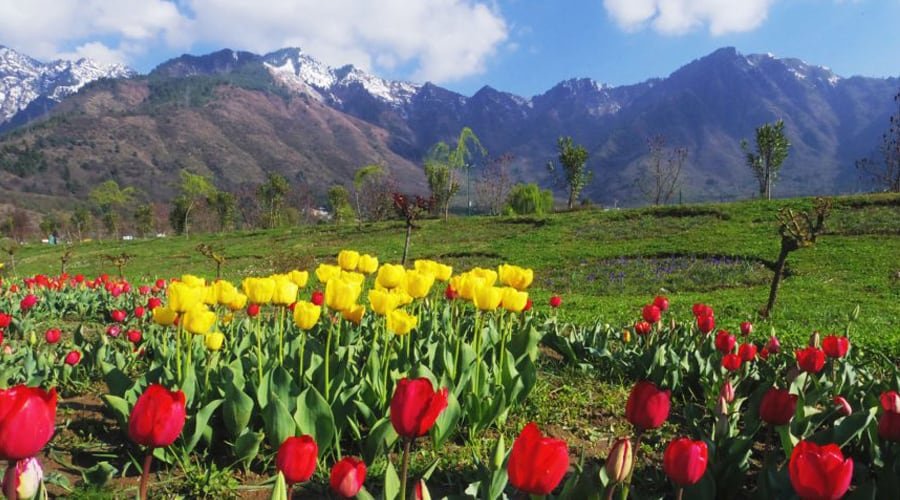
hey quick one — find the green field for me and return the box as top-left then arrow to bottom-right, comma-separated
9,193 -> 900,353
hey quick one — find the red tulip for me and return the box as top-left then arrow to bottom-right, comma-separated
879,391 -> 900,441
759,347 -> 770,361
766,335 -> 781,354
692,303 -> 713,318
19,295 -> 38,312
127,329 -> 143,344
128,384 -> 186,448
760,387 -> 798,426
246,303 -> 260,317
715,331 -> 736,354
738,343 -> 757,362
134,306 -> 146,319
390,378 -> 448,438
882,391 -> 900,413
739,321 -> 753,336
720,380 -> 735,403
721,353 -> 742,372
311,291 -> 325,306
789,440 -> 853,500
0,313 -> 10,329
0,385 -> 57,460
107,325 -> 121,338
64,351 -> 82,366
652,295 -> 669,312
833,396 -> 851,417
795,347 -> 825,373
330,456 -> 366,498
663,437 -> 708,487
549,295 -> 562,308
155,278 -> 166,289
146,297 -> 162,310
139,285 -> 151,295
507,422 -> 569,495
44,328 -> 62,344
276,435 -> 318,485
444,285 -> 458,301
523,298 -> 533,311
641,304 -> 661,323
625,380 -> 670,430
634,321 -> 652,336
696,314 -> 715,334
821,335 -> 849,359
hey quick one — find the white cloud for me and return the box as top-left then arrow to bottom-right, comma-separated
603,0 -> 776,36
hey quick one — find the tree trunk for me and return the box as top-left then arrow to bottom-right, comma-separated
401,222 -> 412,265
762,244 -> 791,317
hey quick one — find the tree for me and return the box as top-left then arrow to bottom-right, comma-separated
547,136 -> 591,210
175,170 -> 217,237
476,154 -> 514,215
742,120 -> 790,200
353,164 -> 386,223
424,127 -> 486,219
257,173 -> 290,228
134,204 -> 155,237
327,185 -> 354,224
89,180 -> 135,239
69,206 -> 92,242
635,136 -> 688,206
210,191 -> 238,232
392,193 -> 434,264
856,90 -> 900,192
505,183 -> 554,216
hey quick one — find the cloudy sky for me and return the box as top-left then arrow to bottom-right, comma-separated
1,0 -> 898,96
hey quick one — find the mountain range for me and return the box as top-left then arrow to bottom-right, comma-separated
0,44 -> 897,211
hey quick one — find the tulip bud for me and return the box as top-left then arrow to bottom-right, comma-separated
833,396 -> 852,417
65,350 -> 82,366
716,396 -> 730,437
107,325 -> 121,338
549,295 -> 562,308
411,479 -> 432,500
622,329 -> 631,343
605,438 -> 633,484
766,335 -> 781,354
2,457 -> 43,499
490,434 -> 506,471
311,290 -> 325,306
720,380 -> 735,403
716,395 -> 729,417
740,321 -> 753,336
246,303 -> 260,317
127,329 -> 142,344
808,330 -> 820,348
45,328 -> 62,344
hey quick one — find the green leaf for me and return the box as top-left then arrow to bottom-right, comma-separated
269,471 -> 288,500
223,382 -> 255,439
383,459 -> 400,500
293,386 -> 336,455
184,398 -> 224,453
81,461 -> 117,487
263,397 -> 296,448
100,394 -> 130,431
363,417 -> 398,464
431,390 -> 460,449
233,431 -> 264,468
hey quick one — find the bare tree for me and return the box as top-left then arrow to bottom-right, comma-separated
635,136 -> 688,206
476,154 -> 514,215
856,90 -> 900,192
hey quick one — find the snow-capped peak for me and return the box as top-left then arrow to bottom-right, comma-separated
0,45 -> 135,123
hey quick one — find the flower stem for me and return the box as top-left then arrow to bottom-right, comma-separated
325,316 -> 335,401
4,460 -> 17,500
255,317 -> 264,388
139,452 -> 153,500
399,438 -> 413,500
676,486 -> 684,500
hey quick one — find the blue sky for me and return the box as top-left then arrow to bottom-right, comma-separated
2,0 -> 898,97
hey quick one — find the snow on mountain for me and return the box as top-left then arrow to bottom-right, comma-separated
744,51 -> 841,86
262,48 -> 419,107
0,45 -> 134,123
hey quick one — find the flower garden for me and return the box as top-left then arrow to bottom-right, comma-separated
1,197 -> 899,499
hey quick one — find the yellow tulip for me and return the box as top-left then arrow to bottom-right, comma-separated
469,267 -> 498,286
325,278 -> 362,312
152,306 -> 177,326
357,254 -> 379,274
214,280 -> 239,306
386,309 -> 418,335
180,274 -> 206,288
376,264 -> 406,289
414,260 -> 453,281
405,270 -> 435,299
183,305 -> 217,335
473,285 -> 503,311
242,277 -> 276,304
288,270 -> 309,288
205,331 -> 225,351
498,264 -> 534,291
501,287 -> 529,313
341,271 -> 366,285
368,289 -> 401,316
315,264 -> 342,284
202,285 -> 218,306
451,273 -> 486,301
227,293 -> 248,311
292,300 -> 322,330
342,304 -> 366,325
167,282 -> 205,312
337,250 -> 361,271
222,312 -> 235,326
271,276 -> 299,305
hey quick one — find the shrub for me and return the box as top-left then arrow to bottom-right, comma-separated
504,183 -> 554,215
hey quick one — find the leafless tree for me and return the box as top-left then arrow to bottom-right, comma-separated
476,154 -> 514,215
635,136 -> 688,205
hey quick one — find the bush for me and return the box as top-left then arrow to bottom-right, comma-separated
504,183 -> 554,215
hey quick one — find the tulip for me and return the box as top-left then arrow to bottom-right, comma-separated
246,303 -> 260,317
128,384 -> 186,448
377,264 -> 407,289
342,304 -> 366,325
692,303 -> 713,318
182,306 -> 216,335
498,264 -> 534,291
2,456 -> 42,499
44,328 -> 61,344
316,264 -> 342,284
405,270 -> 435,299
202,285 -> 218,306
833,396 -> 852,417
605,437 -> 633,484
337,250 -> 361,271
507,422 -> 569,495
653,295 -> 669,312
720,380 -> 735,403
808,330 -> 821,348
444,285 -> 458,300
293,301 -> 322,330
549,295 -> 562,308
226,293 -> 247,311
325,278 -> 362,312
500,287 -> 529,313
795,347 -> 825,373
822,335 -> 849,359
357,254 -> 379,275
766,335 -> 781,354
133,306 -> 146,319
414,259 -> 451,281
0,313 -> 10,329
311,290 -> 325,306
412,479 -> 432,500
390,378 -> 448,438
146,297 -> 162,310
721,353 -> 742,372
330,457 -> 366,498
19,295 -> 38,312
642,304 -> 661,323
110,310 -> 127,323
625,380 -> 671,431
450,273 -> 484,300
740,321 -> 753,336
0,385 -> 57,460
153,307 -> 177,327
879,391 -> 900,441
166,282 -> 205,313
760,387 -> 798,426
715,330 -> 736,353
180,274 -> 206,287
369,289 -> 401,316
106,325 -> 121,338
64,350 -> 82,366
788,440 -> 853,500
387,309 -> 418,335
276,435 -> 318,485
634,321 -> 651,336
213,280 -> 239,306
205,332 -> 225,351
663,438 -> 708,487
287,270 -> 310,288
472,285 -> 503,311
696,314 -> 715,334
127,329 -> 142,344
271,276 -> 299,306
738,343 -> 757,362
342,271 -> 366,285
883,391 -> 900,413
241,277 -> 276,305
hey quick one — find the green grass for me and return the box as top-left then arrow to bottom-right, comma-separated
9,193 -> 900,353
